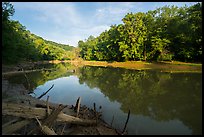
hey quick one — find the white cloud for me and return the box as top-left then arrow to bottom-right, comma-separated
12,2 -> 196,47
94,2 -> 144,25
12,2 -> 143,46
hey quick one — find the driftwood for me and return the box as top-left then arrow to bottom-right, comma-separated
2,68 -> 53,76
2,103 -> 97,126
46,96 -> 51,116
111,115 -> 114,126
20,66 -> 31,91
43,104 -> 67,127
93,102 -> 98,124
122,109 -> 130,134
60,123 -> 67,135
35,117 -> 57,135
35,103 -> 55,109
29,104 -> 66,135
37,84 -> 54,99
74,97 -> 81,117
2,119 -> 30,134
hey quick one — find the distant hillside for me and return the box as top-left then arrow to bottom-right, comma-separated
44,40 -> 75,51
2,2 -> 76,64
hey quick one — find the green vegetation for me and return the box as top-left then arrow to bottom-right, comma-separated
2,2 -> 202,65
78,3 -> 202,62
2,2 -> 76,64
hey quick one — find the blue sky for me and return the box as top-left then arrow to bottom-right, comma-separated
11,2 -> 198,47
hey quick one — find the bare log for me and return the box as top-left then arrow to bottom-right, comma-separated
37,84 -> 54,99
2,103 -> 96,126
2,119 -> 30,135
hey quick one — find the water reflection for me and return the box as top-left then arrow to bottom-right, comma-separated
3,63 -> 76,91
77,66 -> 202,135
3,63 -> 202,135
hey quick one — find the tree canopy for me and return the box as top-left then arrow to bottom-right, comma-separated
78,3 -> 202,62
2,2 -> 202,64
2,2 -> 76,64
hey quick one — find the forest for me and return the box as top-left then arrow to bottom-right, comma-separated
2,2 -> 202,64
78,3 -> 202,62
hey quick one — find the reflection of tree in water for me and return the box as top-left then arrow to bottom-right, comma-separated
4,63 -> 75,91
78,66 -> 202,135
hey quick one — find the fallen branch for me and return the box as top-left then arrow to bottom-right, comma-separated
42,104 -> 67,127
2,118 -> 19,128
111,115 -> 114,126
75,97 -> 81,117
2,68 -> 53,76
93,102 -> 98,124
46,96 -> 50,116
35,104 -> 55,109
60,123 -> 66,135
37,84 -> 54,99
35,117 -> 57,135
122,109 -> 130,134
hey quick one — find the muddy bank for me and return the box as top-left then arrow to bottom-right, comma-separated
2,78 -> 125,135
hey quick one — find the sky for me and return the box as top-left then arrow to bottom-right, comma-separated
11,2 -> 198,47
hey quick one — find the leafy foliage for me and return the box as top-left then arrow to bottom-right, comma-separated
78,3 -> 202,62
2,2 -> 76,64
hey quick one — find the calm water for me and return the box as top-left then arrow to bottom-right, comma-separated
4,63 -> 202,135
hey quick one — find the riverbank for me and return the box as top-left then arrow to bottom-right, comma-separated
2,60 -> 202,74
80,60 -> 202,73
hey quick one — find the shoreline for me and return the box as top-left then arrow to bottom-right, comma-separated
2,60 -> 202,74
2,78 -> 122,135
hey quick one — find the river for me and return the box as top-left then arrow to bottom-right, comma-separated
3,62 -> 202,135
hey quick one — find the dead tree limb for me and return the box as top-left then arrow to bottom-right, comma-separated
35,104 -> 55,109
74,97 -> 81,117
37,84 -> 54,99
46,96 -> 50,116
42,104 -> 67,127
122,109 -> 130,134
93,102 -> 98,124
111,115 -> 114,126
76,97 -> 81,117
2,118 -> 19,128
60,123 -> 66,135
19,65 -> 31,92
2,119 -> 30,135
35,117 -> 57,135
